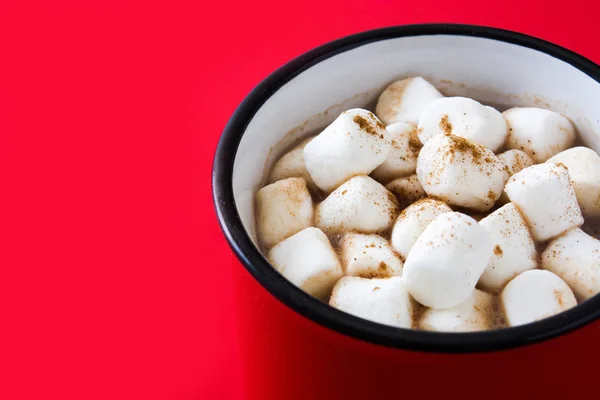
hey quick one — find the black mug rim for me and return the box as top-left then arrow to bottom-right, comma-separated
212,23 -> 600,353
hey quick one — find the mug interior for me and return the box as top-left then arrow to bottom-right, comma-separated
216,25 -> 600,352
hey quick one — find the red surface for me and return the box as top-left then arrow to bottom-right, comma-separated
234,257 -> 600,399
0,1 -> 599,399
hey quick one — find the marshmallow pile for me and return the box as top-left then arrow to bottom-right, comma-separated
255,76 -> 600,332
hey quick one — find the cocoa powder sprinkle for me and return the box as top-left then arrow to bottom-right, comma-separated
408,134 -> 423,152
439,114 -> 452,134
354,115 -> 383,136
445,134 -> 484,163
494,245 -> 503,256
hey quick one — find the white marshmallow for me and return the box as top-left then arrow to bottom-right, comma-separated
479,203 -> 538,292
391,198 -> 452,260
341,233 -> 403,278
316,176 -> 399,235
403,212 -> 493,309
256,177 -> 314,249
498,149 -> 536,183
502,270 -> 577,327
269,136 -> 318,193
504,107 -> 576,163
417,97 -> 508,152
375,77 -> 443,126
330,276 -> 414,328
268,227 -> 343,300
385,174 -> 426,208
416,134 -> 505,211
371,122 -> 421,183
547,147 -> 600,218
420,289 -> 495,332
304,109 -> 390,192
504,163 -> 583,242
542,228 -> 600,301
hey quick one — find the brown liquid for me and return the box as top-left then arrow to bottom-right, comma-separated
582,217 -> 600,240
490,296 -> 508,330
410,301 -> 427,329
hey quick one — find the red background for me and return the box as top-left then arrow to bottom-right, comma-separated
1,1 -> 599,399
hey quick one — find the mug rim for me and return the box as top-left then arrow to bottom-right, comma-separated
212,23 -> 600,353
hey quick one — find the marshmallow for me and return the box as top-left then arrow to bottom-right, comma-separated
391,198 -> 452,260
417,97 -> 508,152
341,233 -> 403,278
498,149 -> 536,183
547,147 -> 600,218
268,227 -> 343,300
416,134 -> 505,211
385,174 -> 426,208
501,270 -> 577,327
420,289 -> 495,332
330,276 -> 414,328
371,122 -> 421,183
403,212 -> 493,309
256,177 -> 314,249
304,109 -> 390,192
504,107 -> 576,163
375,77 -> 443,126
479,203 -> 538,292
504,163 -> 583,242
542,228 -> 600,301
269,136 -> 318,193
316,175 -> 399,236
